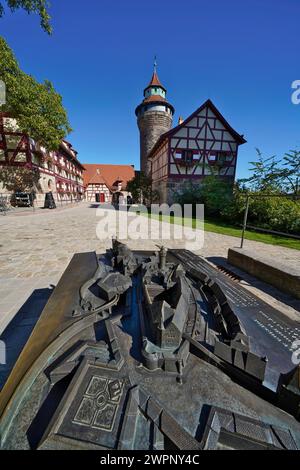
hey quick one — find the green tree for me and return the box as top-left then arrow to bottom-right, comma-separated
199,176 -> 233,215
126,172 -> 158,204
0,0 -> 51,33
173,180 -> 203,206
220,181 -> 248,223
0,36 -> 71,150
280,150 -> 300,195
173,176 -> 233,217
221,184 -> 300,235
0,165 -> 40,192
240,149 -> 282,191
240,148 -> 300,196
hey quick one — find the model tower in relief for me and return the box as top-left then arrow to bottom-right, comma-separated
135,59 -> 175,174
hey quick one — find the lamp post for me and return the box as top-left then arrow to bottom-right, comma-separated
240,194 -> 250,249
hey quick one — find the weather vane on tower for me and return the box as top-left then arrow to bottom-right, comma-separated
154,55 -> 157,73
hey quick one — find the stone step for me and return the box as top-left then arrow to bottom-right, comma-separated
228,248 -> 300,300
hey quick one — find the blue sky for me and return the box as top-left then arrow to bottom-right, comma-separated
0,0 -> 300,178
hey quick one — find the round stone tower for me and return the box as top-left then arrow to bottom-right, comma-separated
135,65 -> 175,174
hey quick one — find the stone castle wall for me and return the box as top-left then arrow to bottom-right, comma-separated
138,111 -> 172,174
153,178 -> 198,205
152,179 -> 168,204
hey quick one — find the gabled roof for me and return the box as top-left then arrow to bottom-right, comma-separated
88,172 -> 107,185
83,164 -> 135,190
148,99 -> 246,159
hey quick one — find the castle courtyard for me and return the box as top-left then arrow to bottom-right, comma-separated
0,202 -> 299,338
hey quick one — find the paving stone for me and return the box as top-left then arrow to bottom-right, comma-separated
0,202 -> 299,335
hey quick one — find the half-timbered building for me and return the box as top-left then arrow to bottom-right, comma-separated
136,68 -> 246,204
0,113 -> 85,205
83,164 -> 135,204
148,99 -> 246,203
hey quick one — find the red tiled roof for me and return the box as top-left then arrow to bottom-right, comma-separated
83,164 -> 135,190
88,173 -> 107,185
114,175 -> 123,182
145,71 -> 166,92
136,96 -> 175,116
143,94 -> 166,103
148,71 -> 163,87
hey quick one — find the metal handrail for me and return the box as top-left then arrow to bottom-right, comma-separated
240,193 -> 300,248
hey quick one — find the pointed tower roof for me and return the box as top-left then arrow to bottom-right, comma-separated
136,59 -> 175,117
144,58 -> 166,93
146,71 -> 166,91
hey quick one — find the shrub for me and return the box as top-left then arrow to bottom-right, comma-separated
173,177 -> 233,217
248,194 -> 300,234
222,189 -> 300,235
173,177 -> 300,235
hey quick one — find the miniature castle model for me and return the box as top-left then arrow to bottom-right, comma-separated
136,62 -> 246,204
2,241 -> 300,450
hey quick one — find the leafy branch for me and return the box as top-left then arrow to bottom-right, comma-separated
0,36 -> 71,150
0,0 -> 51,33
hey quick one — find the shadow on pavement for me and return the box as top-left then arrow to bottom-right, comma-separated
0,287 -> 54,390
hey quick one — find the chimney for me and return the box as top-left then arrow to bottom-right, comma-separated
178,116 -> 184,125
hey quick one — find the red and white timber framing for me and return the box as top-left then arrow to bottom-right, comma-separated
149,99 -> 246,187
85,183 -> 111,203
0,113 -> 85,199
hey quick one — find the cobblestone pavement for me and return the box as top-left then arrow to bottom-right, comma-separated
0,202 -> 299,334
